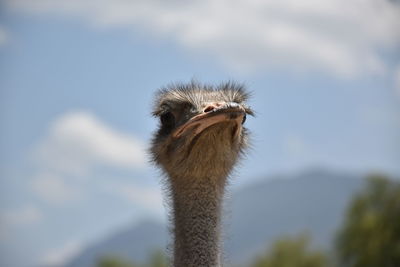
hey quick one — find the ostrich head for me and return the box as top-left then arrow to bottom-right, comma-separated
150,81 -> 253,267
151,81 -> 253,181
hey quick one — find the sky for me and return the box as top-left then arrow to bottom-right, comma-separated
0,1 -> 399,266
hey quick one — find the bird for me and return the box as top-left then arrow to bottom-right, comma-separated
150,81 -> 253,267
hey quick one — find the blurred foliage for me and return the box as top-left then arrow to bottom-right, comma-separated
97,250 -> 168,267
335,174 -> 400,267
147,250 -> 168,267
251,234 -> 330,267
97,255 -> 138,267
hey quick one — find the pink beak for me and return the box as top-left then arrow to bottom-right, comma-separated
172,102 -> 246,138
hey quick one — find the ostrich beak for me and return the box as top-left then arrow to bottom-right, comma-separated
173,102 -> 246,138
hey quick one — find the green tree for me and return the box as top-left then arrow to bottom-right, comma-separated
97,250 -> 168,267
147,249 -> 168,267
251,234 -> 330,267
336,174 -> 400,267
97,255 -> 138,267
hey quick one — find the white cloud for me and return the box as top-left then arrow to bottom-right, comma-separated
283,133 -> 311,157
40,240 -> 83,267
0,26 -> 8,45
362,106 -> 400,129
102,181 -> 164,216
34,111 -> 146,175
31,173 -> 81,204
0,205 -> 43,238
395,65 -> 400,96
31,111 -> 147,205
5,0 -> 400,77
0,205 -> 42,226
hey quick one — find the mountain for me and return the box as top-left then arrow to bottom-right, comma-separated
64,168 -> 363,266
65,221 -> 168,267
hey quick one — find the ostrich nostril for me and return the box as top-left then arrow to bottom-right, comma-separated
204,105 -> 216,113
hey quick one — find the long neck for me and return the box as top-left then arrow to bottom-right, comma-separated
170,175 -> 226,267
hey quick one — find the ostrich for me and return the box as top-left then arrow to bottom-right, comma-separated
150,81 -> 253,267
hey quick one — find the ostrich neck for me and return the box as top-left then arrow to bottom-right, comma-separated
171,174 -> 226,267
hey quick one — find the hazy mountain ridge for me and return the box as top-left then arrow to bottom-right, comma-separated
64,168 -> 363,267
64,220 -> 168,267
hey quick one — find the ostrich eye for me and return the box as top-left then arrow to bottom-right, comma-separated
160,111 -> 175,127
242,113 -> 247,124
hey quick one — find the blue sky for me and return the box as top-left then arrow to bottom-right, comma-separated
1,1 -> 399,266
